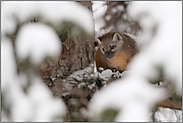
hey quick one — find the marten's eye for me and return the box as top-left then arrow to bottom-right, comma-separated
110,45 -> 116,49
102,48 -> 105,52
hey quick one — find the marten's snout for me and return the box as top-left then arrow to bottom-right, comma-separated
105,51 -> 116,59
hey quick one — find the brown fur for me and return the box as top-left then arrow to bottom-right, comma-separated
95,32 -> 139,72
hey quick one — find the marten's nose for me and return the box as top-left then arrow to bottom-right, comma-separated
110,45 -> 116,50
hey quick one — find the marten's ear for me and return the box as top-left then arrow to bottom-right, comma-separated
113,32 -> 123,41
96,37 -> 102,45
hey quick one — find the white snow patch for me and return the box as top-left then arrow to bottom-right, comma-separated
154,107 -> 182,122
2,1 -> 94,35
69,66 -> 92,79
27,78 -> 67,122
1,37 -> 17,89
111,8 -> 117,13
15,23 -> 61,64
88,74 -> 167,122
92,1 -> 107,32
92,1 -> 107,19
1,28 -> 67,122
105,15 -> 111,21
127,1 -> 182,95
100,69 -> 113,80
117,5 -> 124,12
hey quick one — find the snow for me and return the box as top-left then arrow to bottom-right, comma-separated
18,73 -> 28,89
15,23 -> 61,64
127,1 -> 182,95
1,1 -> 94,35
1,1 -> 81,121
27,78 -> 67,122
1,38 -> 33,121
88,73 -> 167,121
92,1 -> 107,34
88,1 -> 182,122
111,8 -> 117,13
92,1 -> 107,19
99,69 -> 113,80
154,107 -> 182,122
1,37 -> 67,122
9,77 -> 67,122
116,5 -> 124,12
1,37 -> 17,89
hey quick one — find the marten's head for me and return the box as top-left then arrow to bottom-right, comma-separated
96,32 -> 124,59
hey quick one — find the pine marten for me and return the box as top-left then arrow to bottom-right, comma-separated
95,32 -> 139,72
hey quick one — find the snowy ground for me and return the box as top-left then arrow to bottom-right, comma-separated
65,65 -> 182,122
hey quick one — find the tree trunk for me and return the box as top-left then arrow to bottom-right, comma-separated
39,2 -> 95,80
38,2 -> 95,121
